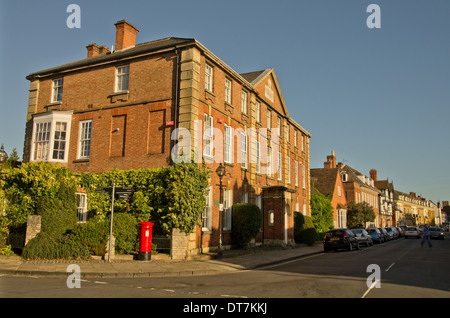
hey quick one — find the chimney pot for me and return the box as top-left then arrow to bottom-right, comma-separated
114,20 -> 139,51
86,43 -> 100,58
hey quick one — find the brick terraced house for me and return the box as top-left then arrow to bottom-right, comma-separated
23,20 -> 311,254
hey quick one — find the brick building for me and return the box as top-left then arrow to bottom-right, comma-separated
310,152 -> 348,228
23,20 -> 311,253
319,151 -> 381,227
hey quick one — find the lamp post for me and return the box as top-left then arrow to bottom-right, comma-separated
215,163 -> 226,259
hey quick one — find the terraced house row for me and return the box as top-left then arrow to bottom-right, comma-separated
311,151 -> 443,228
23,20 -> 311,254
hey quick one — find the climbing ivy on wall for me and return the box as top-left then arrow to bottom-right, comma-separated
3,161 -> 211,235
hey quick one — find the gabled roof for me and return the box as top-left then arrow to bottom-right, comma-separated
240,69 -> 272,86
374,180 -> 394,191
342,165 -> 380,193
240,68 -> 311,137
310,168 -> 340,197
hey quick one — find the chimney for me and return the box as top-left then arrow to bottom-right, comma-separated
98,45 -> 111,55
86,43 -> 100,58
369,169 -> 378,181
324,151 -> 336,169
114,20 -> 139,51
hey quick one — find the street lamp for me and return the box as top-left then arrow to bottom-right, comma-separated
0,144 -> 8,176
215,163 -> 226,259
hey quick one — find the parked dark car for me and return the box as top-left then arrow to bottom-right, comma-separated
428,227 -> 444,240
351,229 -> 373,247
323,228 -> 360,252
367,227 -> 385,243
378,227 -> 390,241
396,227 -> 404,237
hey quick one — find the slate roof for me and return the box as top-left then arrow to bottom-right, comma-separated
310,168 -> 340,196
27,37 -> 196,79
240,69 -> 272,86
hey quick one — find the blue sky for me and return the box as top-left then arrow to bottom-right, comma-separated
0,0 -> 449,203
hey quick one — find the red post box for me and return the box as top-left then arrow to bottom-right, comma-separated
139,222 -> 154,261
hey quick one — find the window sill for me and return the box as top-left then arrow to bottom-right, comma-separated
109,91 -> 129,103
73,158 -> 90,163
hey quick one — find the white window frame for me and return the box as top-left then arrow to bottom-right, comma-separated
287,157 -> 291,184
302,164 -> 306,188
225,78 -> 232,104
31,111 -> 72,163
202,186 -> 213,231
76,193 -> 88,223
78,120 -> 93,159
223,189 -> 233,231
241,132 -> 247,168
255,100 -> 260,123
294,130 -> 298,147
115,65 -> 130,92
255,140 -> 261,173
295,160 -> 299,187
278,151 -> 282,181
203,113 -> 214,158
205,63 -> 213,92
267,110 -> 272,129
241,192 -> 248,203
52,121 -> 68,161
52,78 -> 64,103
267,146 -> 272,176
241,90 -> 248,114
224,124 -> 232,164
286,123 -> 290,143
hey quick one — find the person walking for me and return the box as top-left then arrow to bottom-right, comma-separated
421,225 -> 432,247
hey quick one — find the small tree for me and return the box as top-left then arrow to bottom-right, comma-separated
346,201 -> 375,228
310,191 -> 334,233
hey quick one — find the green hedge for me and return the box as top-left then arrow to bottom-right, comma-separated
232,203 -> 262,248
294,212 -> 318,246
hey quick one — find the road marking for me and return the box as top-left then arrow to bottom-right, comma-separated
94,281 -> 107,284
220,294 -> 247,298
385,262 -> 395,272
361,280 -> 377,298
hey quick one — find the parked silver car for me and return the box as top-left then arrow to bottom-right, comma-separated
404,226 -> 421,239
351,228 -> 373,247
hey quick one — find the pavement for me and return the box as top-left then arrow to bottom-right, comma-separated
0,243 -> 323,278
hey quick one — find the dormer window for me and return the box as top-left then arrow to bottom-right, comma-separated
341,172 -> 348,182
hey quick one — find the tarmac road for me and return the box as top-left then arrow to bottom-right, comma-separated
1,235 -> 449,299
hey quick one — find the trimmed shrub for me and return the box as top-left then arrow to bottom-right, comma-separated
112,213 -> 139,255
70,216 -> 109,256
22,232 -> 90,260
36,184 -> 78,239
294,212 -> 318,246
232,203 -> 262,248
